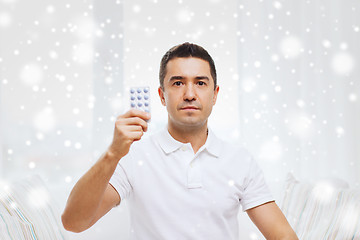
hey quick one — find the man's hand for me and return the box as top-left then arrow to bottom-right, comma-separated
108,109 -> 151,160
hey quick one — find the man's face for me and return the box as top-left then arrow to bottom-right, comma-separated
158,57 -> 219,129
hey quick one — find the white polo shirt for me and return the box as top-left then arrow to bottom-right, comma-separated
109,127 -> 274,240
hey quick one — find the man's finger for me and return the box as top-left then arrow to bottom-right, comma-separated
128,130 -> 144,141
122,117 -> 148,132
123,109 -> 151,121
126,125 -> 143,133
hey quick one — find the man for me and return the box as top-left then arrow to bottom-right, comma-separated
62,42 -> 298,239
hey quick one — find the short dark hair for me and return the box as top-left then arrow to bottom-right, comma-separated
159,42 -> 217,90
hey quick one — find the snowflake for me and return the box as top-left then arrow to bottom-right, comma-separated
280,36 -> 303,59
273,1 -> 282,10
331,52 -> 354,75
177,9 -> 192,24
0,12 -> 12,27
33,107 -> 56,132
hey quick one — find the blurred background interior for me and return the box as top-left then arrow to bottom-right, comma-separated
1,0 -> 359,239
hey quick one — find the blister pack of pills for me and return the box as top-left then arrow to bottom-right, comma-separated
130,86 -> 150,113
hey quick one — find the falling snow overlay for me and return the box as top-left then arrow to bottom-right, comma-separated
1,0 -> 360,239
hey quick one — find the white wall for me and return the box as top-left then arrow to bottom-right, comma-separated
237,0 -> 360,191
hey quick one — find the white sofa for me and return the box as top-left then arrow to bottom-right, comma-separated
0,175 -> 67,240
280,173 -> 360,240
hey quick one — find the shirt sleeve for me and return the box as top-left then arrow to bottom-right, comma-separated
109,151 -> 133,202
240,156 -> 275,211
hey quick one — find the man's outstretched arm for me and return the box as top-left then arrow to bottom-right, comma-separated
247,201 -> 298,240
61,109 -> 150,232
61,151 -> 121,233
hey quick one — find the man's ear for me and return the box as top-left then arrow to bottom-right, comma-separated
158,86 -> 166,106
213,85 -> 220,105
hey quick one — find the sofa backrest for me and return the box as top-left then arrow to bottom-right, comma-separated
0,175 -> 68,240
281,173 -> 360,240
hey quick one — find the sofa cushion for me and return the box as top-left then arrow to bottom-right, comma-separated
0,175 -> 68,240
281,173 -> 360,240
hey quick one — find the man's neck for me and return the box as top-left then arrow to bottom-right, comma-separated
167,122 -> 208,154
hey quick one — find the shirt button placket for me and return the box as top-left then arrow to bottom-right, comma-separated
186,147 -> 202,189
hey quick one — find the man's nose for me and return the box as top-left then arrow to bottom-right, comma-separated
183,83 -> 196,101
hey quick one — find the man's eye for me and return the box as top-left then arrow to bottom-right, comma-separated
174,81 -> 182,86
198,81 -> 206,86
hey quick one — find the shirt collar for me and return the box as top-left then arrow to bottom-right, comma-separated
157,126 -> 222,157
204,128 -> 222,157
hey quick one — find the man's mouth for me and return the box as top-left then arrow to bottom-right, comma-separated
180,106 -> 199,110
